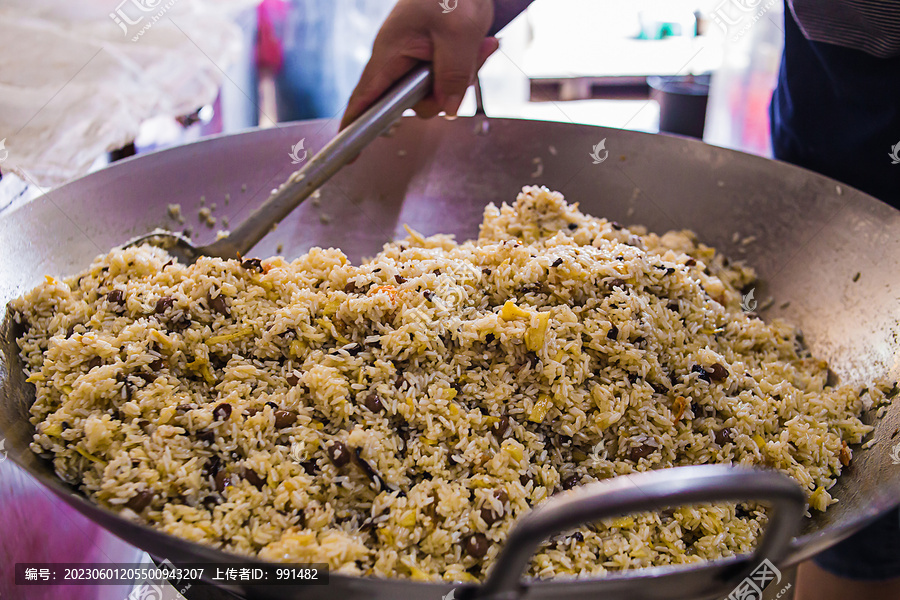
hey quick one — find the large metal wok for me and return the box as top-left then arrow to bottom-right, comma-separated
2,117 -> 900,600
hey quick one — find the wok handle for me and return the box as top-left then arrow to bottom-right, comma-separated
473,465 -> 805,600
206,1 -> 533,259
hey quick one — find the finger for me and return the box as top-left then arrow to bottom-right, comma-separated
340,49 -> 423,130
431,28 -> 487,116
476,37 -> 500,71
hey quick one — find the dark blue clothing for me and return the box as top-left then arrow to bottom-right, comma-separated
772,2 -> 900,579
770,3 -> 900,205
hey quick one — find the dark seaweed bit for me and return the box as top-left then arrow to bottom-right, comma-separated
242,468 -> 266,489
208,293 -> 229,316
213,403 -> 232,422
203,455 -> 221,476
607,325 -> 619,340
241,258 -> 263,272
286,373 -> 300,386
87,356 -> 102,370
352,448 -> 393,492
107,289 -> 125,305
714,428 -> 733,446
214,471 -> 233,492
155,297 -> 175,314
692,365 -> 711,383
562,475 -> 579,490
395,274 -> 407,284
551,258 -> 563,268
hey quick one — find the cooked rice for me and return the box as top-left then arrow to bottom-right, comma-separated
12,186 -> 891,581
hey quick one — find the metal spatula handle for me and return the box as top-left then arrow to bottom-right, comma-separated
474,465 -> 805,600
205,0 -> 534,260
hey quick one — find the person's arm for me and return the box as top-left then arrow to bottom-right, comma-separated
341,0 -> 531,128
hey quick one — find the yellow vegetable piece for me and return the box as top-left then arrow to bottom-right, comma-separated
75,446 -> 102,462
499,300 -> 531,321
407,564 -> 431,582
289,339 -> 306,357
753,434 -> 766,449
43,423 -> 63,437
529,395 -> 554,423
287,532 -> 315,545
502,439 -> 525,461
398,511 -> 417,527
525,311 -> 551,352
26,373 -> 45,383
206,326 -> 255,345
610,516 -> 634,529
61,385 -> 74,395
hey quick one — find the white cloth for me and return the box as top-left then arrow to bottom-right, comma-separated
0,0 -> 254,188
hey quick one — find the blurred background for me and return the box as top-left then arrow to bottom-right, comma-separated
0,1 -> 789,598
0,0 -> 785,212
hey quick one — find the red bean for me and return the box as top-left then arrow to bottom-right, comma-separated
364,393 -> 383,413
125,490 -> 154,512
213,403 -> 232,422
465,534 -> 490,558
274,410 -> 297,428
327,441 -> 351,467
707,363 -> 729,382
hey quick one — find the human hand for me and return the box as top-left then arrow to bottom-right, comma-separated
340,0 -> 499,129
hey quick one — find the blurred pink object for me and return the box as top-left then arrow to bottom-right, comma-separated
0,459 -> 143,599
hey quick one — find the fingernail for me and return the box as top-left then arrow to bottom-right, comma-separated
445,94 -> 463,117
